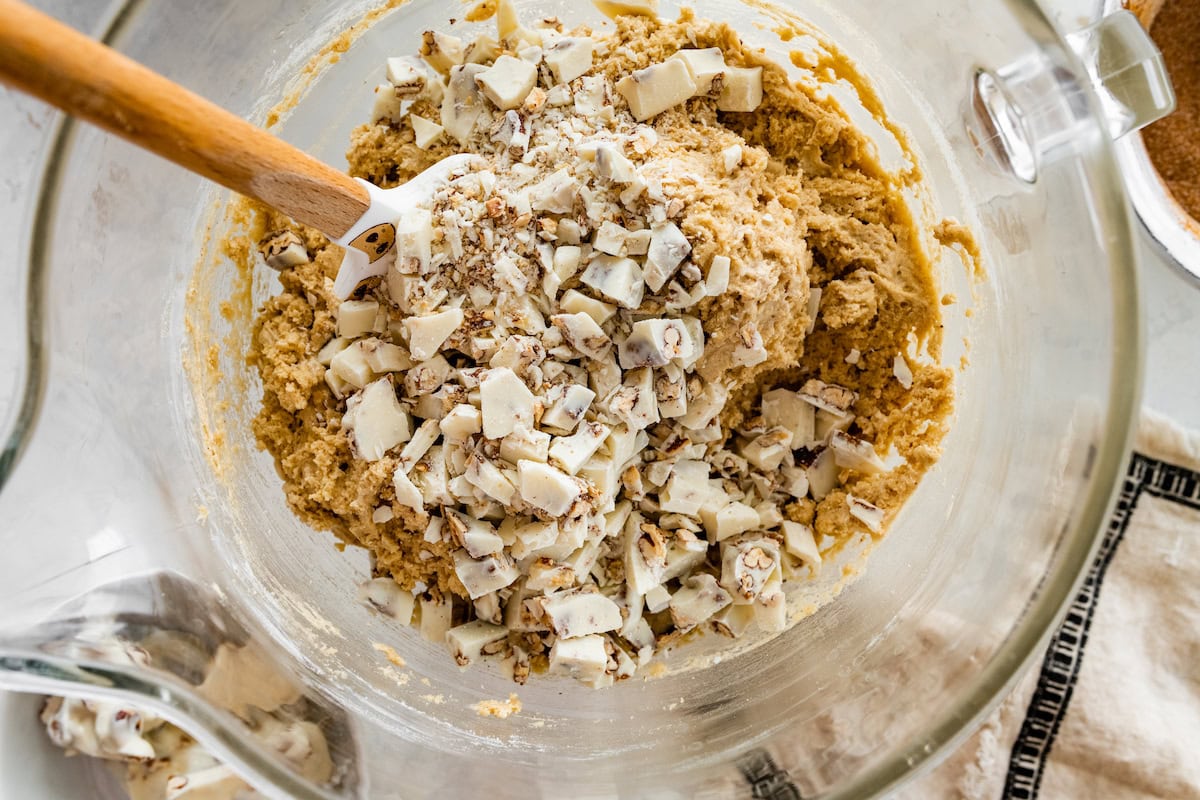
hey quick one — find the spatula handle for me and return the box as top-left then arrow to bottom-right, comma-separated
0,0 -> 371,237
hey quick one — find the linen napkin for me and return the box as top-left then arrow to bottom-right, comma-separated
895,410 -> 1200,799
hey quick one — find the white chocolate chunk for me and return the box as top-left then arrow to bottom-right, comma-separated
489,335 -> 545,376
544,37 -> 594,84
625,229 -> 652,256
800,379 -> 858,415
361,339 -> 413,373
475,54 -> 538,110
762,388 -> 816,445
440,403 -> 482,441
526,558 -> 576,592
700,500 -> 760,542
345,379 -> 411,461
720,538 -> 779,603
415,446 -> 452,506
669,48 -> 727,95
740,427 -> 793,471
713,602 -> 756,637
721,144 -> 743,174
372,505 -> 394,523
669,573 -> 732,630
517,44 -> 543,66
480,367 -> 536,438
441,63 -> 489,142
424,515 -> 445,544
464,455 -> 518,506
580,455 -> 620,507
643,222 -> 692,292
847,494 -> 885,532
624,515 -> 666,595
559,288 -> 615,325
465,34 -> 501,65
542,384 -> 597,432
894,354 -> 914,390
807,447 -> 840,501
552,246 -> 585,287
677,315 -> 704,370
659,459 -> 711,515
580,255 -> 644,309
453,549 -> 520,599
830,430 -> 886,475
706,255 -> 731,296
806,287 -> 822,333
654,363 -> 687,419
552,312 -> 611,361
396,418 -> 440,474
549,634 -> 608,681
780,465 -> 810,499
358,577 -> 415,623
420,31 -> 465,74
396,207 -> 434,273
500,425 -> 551,463
543,590 -> 622,638
420,595 -> 453,642
593,221 -> 634,256
493,109 -> 530,153
372,83 -> 403,123
643,460 -> 674,487
592,0 -> 659,18
588,351 -> 623,399
548,421 -> 609,475
338,299 -> 380,339
404,308 -> 463,362
608,367 -> 659,430
815,408 -> 854,442
411,115 -> 445,149
618,318 -> 693,369
446,620 -> 508,666
717,66 -> 764,112
679,378 -> 726,429
781,520 -> 821,573
405,354 -> 452,396
556,219 -> 583,244
386,56 -> 428,95
518,460 -> 583,516
446,509 -> 505,557
594,143 -> 637,183
755,589 -> 787,632
644,583 -> 671,613
616,58 -> 697,121
732,323 -> 768,367
392,467 -> 424,512
260,230 -> 309,270
511,520 -> 560,560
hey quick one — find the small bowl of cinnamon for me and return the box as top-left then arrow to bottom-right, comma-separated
1120,0 -> 1200,285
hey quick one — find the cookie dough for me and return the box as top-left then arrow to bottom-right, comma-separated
249,4 -> 954,685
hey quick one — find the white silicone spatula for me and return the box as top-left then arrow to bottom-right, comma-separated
0,0 -> 471,297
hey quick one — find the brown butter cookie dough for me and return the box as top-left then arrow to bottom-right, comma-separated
248,9 -> 953,651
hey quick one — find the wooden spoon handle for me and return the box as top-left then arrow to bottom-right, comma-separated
0,0 -> 370,238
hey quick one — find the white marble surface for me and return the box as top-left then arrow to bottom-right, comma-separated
0,2 -> 1197,798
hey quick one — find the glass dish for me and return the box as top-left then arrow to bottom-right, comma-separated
0,0 -> 1167,797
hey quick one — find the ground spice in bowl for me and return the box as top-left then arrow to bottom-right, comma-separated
1139,0 -> 1200,220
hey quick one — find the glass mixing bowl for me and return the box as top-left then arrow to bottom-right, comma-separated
0,0 -> 1171,797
